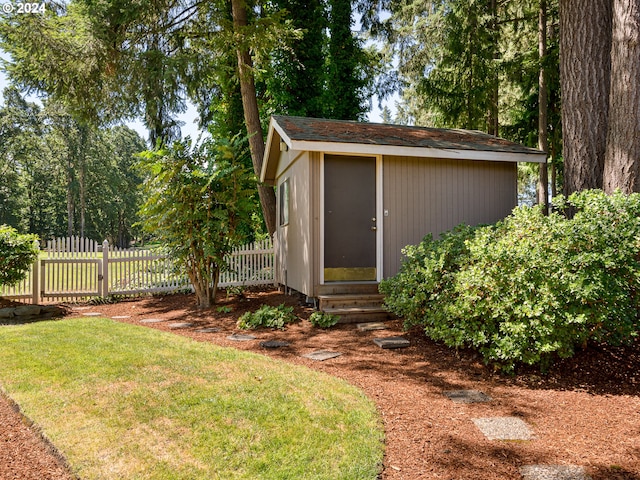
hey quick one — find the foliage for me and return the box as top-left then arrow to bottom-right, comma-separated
368,0 -> 562,193
0,89 -> 146,243
0,225 -> 38,287
381,190 -> 640,373
324,0 -> 372,120
224,285 -> 246,298
138,135 -> 256,308
309,311 -> 340,329
265,0 -> 327,118
237,303 -> 297,330
0,318 -> 384,479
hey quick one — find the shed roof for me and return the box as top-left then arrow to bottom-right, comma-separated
262,116 -> 546,184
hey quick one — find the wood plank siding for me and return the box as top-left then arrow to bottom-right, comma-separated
275,150 -> 314,294
382,156 -> 517,277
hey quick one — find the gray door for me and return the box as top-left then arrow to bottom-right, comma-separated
324,155 -> 377,282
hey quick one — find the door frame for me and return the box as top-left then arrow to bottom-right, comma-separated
319,152 -> 383,284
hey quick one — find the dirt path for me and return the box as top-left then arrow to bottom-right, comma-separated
1,289 -> 639,479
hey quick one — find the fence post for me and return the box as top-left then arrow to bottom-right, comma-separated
102,240 -> 109,297
31,240 -> 40,305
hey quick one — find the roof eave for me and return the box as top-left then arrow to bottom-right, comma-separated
261,118 -> 294,185
288,140 -> 547,163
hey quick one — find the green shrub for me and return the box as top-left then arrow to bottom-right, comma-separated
237,304 -> 297,330
309,311 -> 340,328
0,225 -> 39,287
381,190 -> 640,373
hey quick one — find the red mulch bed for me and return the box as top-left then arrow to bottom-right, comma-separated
1,288 -> 639,480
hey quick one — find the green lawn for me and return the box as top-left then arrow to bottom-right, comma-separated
0,318 -> 384,479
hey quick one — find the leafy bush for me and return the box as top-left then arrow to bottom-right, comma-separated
138,136 -> 256,309
0,225 -> 39,287
309,311 -> 340,328
381,190 -> 640,372
237,304 -> 297,330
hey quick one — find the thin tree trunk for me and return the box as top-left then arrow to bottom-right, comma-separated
66,158 -> 74,237
559,0 -> 612,197
537,0 -> 549,214
488,0 -> 499,136
79,154 -> 86,239
603,0 -> 640,193
231,0 -> 277,236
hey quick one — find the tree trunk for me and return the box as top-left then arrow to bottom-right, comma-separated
79,153 -> 86,239
559,0 -> 612,196
603,0 -> 640,193
487,0 -> 499,136
66,158 -> 74,237
537,0 -> 549,213
231,0 -> 277,236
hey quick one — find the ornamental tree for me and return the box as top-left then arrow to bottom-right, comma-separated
137,135 -> 256,308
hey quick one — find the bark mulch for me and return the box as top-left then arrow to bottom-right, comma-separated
1,288 -> 639,480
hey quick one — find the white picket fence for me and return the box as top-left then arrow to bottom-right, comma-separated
0,237 -> 274,304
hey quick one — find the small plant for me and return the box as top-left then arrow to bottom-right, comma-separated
237,304 -> 297,330
309,311 -> 340,328
216,305 -> 233,314
225,285 -> 245,299
87,295 -> 129,305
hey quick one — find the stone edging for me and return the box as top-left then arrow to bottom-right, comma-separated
0,305 -> 68,324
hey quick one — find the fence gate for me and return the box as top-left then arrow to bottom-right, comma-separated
39,236 -> 104,302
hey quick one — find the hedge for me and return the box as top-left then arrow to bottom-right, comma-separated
380,190 -> 640,372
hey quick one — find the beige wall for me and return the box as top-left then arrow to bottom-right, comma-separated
274,150 -> 518,296
274,150 -> 315,297
383,156 -> 517,277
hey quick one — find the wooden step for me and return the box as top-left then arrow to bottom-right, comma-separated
316,283 -> 380,296
318,294 -> 385,310
318,291 -> 390,323
322,306 -> 392,324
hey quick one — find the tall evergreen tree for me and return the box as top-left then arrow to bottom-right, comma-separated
325,0 -> 370,120
267,0 -> 326,117
378,1 -> 503,132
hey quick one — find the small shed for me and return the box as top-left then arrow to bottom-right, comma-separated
261,115 -> 546,302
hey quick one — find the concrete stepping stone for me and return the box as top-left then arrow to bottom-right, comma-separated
139,318 -> 165,324
520,465 -> 591,480
227,334 -> 257,341
111,315 -> 131,319
373,336 -> 410,349
260,340 -> 290,349
72,306 -> 91,311
82,312 -> 103,316
472,417 -> 534,440
357,322 -> 387,331
168,322 -> 193,329
302,350 -> 343,361
444,390 -> 492,404
195,327 -> 221,333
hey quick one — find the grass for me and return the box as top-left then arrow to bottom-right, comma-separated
0,318 -> 384,479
